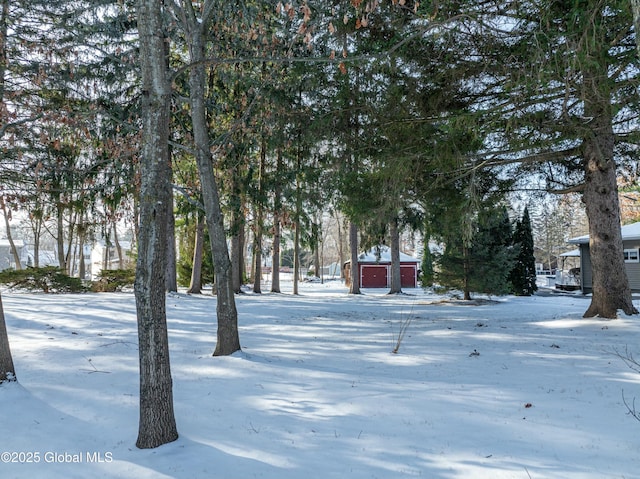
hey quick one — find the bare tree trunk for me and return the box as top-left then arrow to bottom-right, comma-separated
252,136 -> 266,294
348,221 -> 361,294
179,0 -> 240,355
313,221 -> 321,280
56,204 -> 67,273
187,215 -> 205,294
113,224 -> 124,270
64,210 -> 77,275
32,216 -> 41,267
165,194 -> 177,292
0,197 -> 21,270
239,219 -> 246,287
337,214 -> 345,280
388,219 -> 402,294
0,292 -> 16,383
271,151 -> 283,293
102,230 -> 110,271
293,164 -> 302,295
230,220 -> 242,294
134,0 -> 178,449
252,221 -> 263,293
463,245 -> 472,301
293,222 -> 300,295
78,223 -> 86,280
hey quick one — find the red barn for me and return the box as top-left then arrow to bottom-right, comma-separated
344,247 -> 421,288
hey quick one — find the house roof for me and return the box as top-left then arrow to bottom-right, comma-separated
356,246 -> 420,264
0,239 -> 25,248
568,221 -> 640,244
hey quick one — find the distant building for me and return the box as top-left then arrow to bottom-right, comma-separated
344,246 -> 421,288
0,239 -> 27,271
568,221 -> 640,293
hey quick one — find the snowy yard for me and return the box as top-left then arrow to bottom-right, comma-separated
1,282 -> 640,479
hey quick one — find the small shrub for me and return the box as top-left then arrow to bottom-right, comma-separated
91,268 -> 136,292
0,267 -> 86,293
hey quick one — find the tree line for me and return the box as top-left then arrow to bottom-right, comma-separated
0,0 -> 639,448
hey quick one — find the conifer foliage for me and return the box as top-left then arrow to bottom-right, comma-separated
510,208 -> 538,296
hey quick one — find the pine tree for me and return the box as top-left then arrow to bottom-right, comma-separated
510,207 -> 537,296
468,205 -> 516,296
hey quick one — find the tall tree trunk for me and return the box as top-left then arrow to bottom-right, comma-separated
230,215 -> 243,294
0,292 -> 16,383
293,221 -> 300,295
56,203 -> 67,273
633,0 -> 640,59
134,0 -> 178,449
165,193 -> 177,292
181,0 -> 240,355
348,221 -> 361,294
252,219 -> 263,293
581,29 -> 637,318
293,157 -> 302,295
337,214 -> 345,280
313,221 -> 321,280
102,230 -> 110,271
187,215 -> 205,294
388,218 -> 402,294
239,219 -> 246,287
78,223 -> 86,280
271,150 -> 283,293
113,224 -> 124,270
252,136 -> 266,294
0,198 -> 21,270
463,245 -> 472,301
32,216 -> 41,268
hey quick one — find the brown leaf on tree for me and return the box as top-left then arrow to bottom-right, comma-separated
339,62 -> 347,75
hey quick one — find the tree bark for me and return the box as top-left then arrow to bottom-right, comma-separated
187,215 -> 205,294
582,119 -> 637,317
180,0 -> 240,355
633,0 -> 640,59
165,193 -> 178,292
0,292 -> 16,383
0,197 -> 21,270
581,28 -> 637,318
463,245 -> 472,301
293,165 -> 302,295
252,136 -> 266,294
230,211 -> 243,293
78,221 -> 86,280
388,219 -> 402,294
56,203 -> 67,273
271,150 -> 283,293
348,221 -> 361,294
134,0 -> 178,449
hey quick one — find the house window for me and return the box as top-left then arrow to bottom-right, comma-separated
623,249 -> 640,263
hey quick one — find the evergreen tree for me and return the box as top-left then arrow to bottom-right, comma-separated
420,238 -> 434,288
510,207 -> 537,296
469,205 -> 515,296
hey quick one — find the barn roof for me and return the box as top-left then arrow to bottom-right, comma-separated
568,221 -> 640,244
356,246 -> 420,264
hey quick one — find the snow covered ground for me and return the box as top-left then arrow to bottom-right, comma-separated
1,281 -> 640,479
